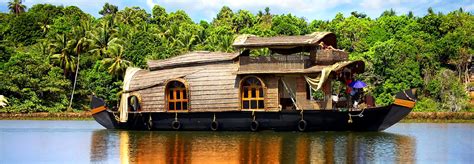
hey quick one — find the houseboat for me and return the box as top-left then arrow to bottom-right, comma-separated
90,32 -> 417,131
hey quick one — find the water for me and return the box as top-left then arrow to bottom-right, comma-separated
0,121 -> 472,163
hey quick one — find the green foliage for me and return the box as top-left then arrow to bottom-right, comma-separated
8,0 -> 26,16
99,3 -> 118,16
82,62 -> 123,108
312,89 -> 325,101
271,14 -> 309,35
413,97 -> 439,112
5,12 -> 42,46
0,52 -> 70,113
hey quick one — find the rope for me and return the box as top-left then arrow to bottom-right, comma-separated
403,90 -> 416,102
252,110 -> 256,121
347,108 -> 365,123
175,112 -> 178,121
300,110 -> 304,120
113,112 -> 120,122
213,113 -> 216,122
148,114 -> 152,127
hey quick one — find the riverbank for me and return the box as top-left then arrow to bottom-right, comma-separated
0,112 -> 92,120
402,112 -> 474,123
1,112 -> 473,122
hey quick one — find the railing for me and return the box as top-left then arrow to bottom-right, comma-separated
239,55 -> 310,72
313,49 -> 348,65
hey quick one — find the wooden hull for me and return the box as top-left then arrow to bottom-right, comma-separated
91,89 -> 416,132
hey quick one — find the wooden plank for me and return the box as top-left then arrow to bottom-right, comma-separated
189,82 -> 237,88
190,104 -> 239,109
188,77 -> 237,83
190,108 -> 238,112
190,90 -> 238,96
190,85 -> 237,91
190,99 -> 238,105
191,94 -> 239,100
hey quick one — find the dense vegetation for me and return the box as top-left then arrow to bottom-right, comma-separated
0,1 -> 472,113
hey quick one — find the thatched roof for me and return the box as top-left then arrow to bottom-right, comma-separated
147,51 -> 239,71
233,32 -> 337,49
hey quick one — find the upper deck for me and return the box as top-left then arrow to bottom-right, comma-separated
233,32 -> 348,74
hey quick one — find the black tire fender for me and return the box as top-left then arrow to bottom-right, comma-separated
298,119 -> 307,132
210,121 -> 219,131
172,120 -> 181,130
250,120 -> 259,132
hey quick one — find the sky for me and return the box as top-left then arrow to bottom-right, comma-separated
0,0 -> 473,22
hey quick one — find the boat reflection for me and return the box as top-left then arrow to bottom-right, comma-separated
90,130 -> 415,163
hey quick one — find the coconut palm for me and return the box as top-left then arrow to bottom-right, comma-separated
89,21 -> 120,57
50,33 -> 76,77
102,44 -> 132,77
8,0 -> 26,16
67,25 -> 93,111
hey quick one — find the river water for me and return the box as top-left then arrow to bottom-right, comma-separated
0,121 -> 472,163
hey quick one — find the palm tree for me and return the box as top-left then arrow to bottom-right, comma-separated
67,25 -> 93,111
102,44 -> 132,77
8,0 -> 26,16
89,21 -> 120,57
49,33 -> 76,77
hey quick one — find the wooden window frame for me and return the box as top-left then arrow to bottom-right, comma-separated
240,76 -> 266,110
128,93 -> 142,111
165,79 -> 189,112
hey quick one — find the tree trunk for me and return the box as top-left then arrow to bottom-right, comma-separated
68,53 -> 80,111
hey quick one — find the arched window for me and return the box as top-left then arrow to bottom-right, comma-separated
241,77 -> 265,110
128,95 -> 141,111
166,80 -> 188,111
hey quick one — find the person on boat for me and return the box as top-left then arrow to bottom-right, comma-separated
319,41 -> 335,50
351,88 -> 362,108
344,72 -> 353,95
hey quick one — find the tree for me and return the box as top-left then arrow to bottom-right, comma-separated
152,5 -> 167,24
8,0 -> 26,16
381,9 -> 396,17
213,6 -> 234,27
351,11 -> 367,18
99,3 -> 118,16
49,33 -> 75,77
115,7 -> 150,26
0,52 -> 70,113
66,25 -> 93,111
89,21 -> 120,57
102,45 -> 132,77
271,14 -> 309,35
233,10 -> 256,33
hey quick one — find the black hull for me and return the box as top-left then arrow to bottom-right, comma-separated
91,89 -> 416,132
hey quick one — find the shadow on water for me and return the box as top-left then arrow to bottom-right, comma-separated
90,130 -> 415,163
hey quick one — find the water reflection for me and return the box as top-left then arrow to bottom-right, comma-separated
90,130 -> 415,163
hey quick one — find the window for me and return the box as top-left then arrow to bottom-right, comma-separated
241,77 -> 265,110
128,95 -> 141,111
166,80 -> 188,111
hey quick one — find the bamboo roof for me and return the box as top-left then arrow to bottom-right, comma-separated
147,51 -> 239,71
233,32 -> 337,49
